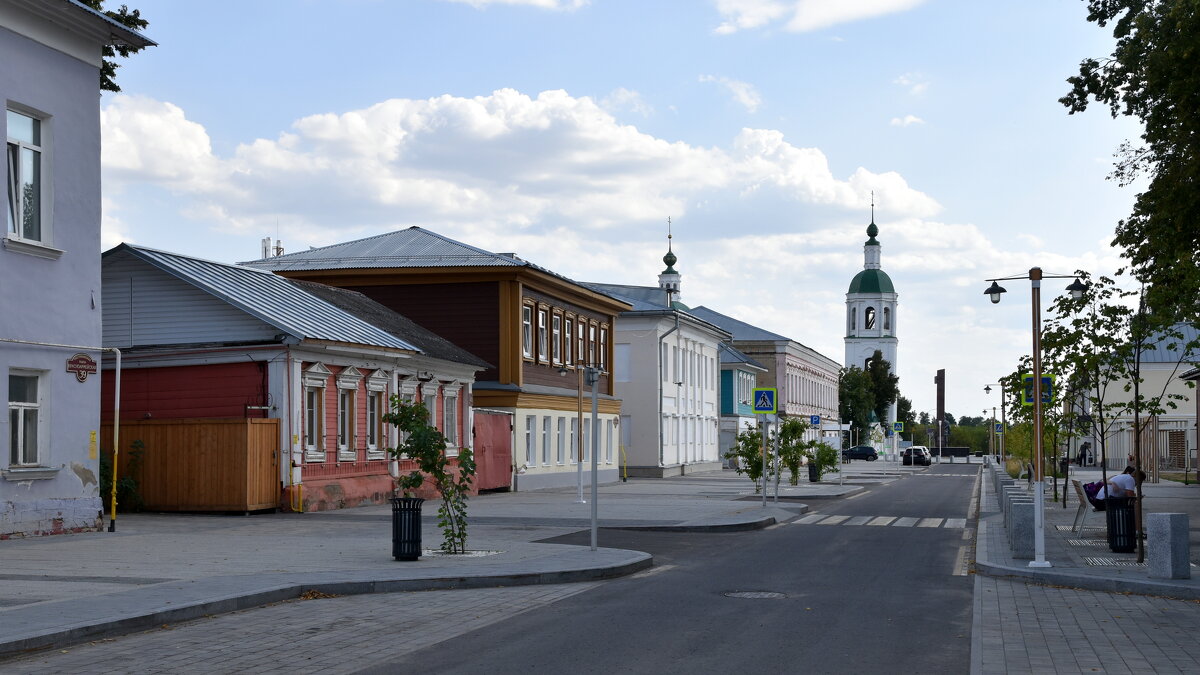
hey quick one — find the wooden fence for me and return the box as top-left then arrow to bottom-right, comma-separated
101,418 -> 280,512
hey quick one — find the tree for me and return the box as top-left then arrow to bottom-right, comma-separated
79,1 -> 150,92
1061,1 -> 1200,316
725,423 -> 774,492
838,366 -> 875,443
866,350 -> 900,425
896,395 -> 915,428
918,411 -> 930,425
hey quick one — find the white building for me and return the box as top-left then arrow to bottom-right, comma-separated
587,242 -> 730,476
844,215 -> 899,427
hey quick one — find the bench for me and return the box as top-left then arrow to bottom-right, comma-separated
1071,479 -> 1102,533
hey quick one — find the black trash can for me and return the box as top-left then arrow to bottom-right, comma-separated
1105,496 -> 1136,553
808,462 -> 820,483
390,497 -> 424,561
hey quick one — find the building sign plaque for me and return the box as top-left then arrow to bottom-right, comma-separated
66,353 -> 97,382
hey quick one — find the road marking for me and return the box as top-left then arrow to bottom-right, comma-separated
867,516 -> 896,526
843,516 -> 873,526
795,514 -> 826,524
968,471 -> 981,519
844,492 -> 865,500
630,564 -> 677,579
944,518 -> 967,529
953,545 -> 970,576
916,518 -> 943,528
892,517 -> 919,527
817,515 -> 850,525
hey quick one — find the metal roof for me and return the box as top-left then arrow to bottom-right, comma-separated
106,244 -> 421,352
718,342 -> 767,371
585,283 -> 730,337
1140,323 -> 1200,363
245,226 -> 532,271
688,306 -> 790,342
58,1 -> 157,47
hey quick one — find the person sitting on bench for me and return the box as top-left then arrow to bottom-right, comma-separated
1097,466 -> 1141,500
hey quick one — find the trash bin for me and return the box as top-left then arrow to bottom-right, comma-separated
390,497 -> 424,561
808,462 -> 820,483
1059,457 -> 1069,477
1105,496 -> 1136,553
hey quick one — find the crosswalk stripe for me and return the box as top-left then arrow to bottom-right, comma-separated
844,516 -> 873,526
817,515 -> 850,525
867,516 -> 896,526
796,514 -> 826,524
892,517 -> 919,527
944,518 -> 967,529
917,518 -> 943,528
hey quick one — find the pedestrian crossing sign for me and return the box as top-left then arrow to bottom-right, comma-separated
893,421 -> 904,432
995,423 -> 1004,434
752,387 -> 777,414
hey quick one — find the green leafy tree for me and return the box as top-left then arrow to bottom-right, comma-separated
385,398 -> 476,554
866,350 -> 900,425
896,396 -> 916,429
79,1 -> 150,92
1060,0 -> 1200,316
918,411 -> 930,425
725,423 -> 775,492
838,366 -> 874,444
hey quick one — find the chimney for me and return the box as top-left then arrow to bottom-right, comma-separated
261,237 -> 271,259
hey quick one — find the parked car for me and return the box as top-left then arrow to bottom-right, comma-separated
903,446 -> 932,466
842,445 -> 878,461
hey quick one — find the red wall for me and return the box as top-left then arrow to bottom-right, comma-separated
101,361 -> 268,420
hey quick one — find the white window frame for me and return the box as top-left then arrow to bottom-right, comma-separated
570,418 -> 578,464
443,384 -> 461,448
8,370 -> 44,467
588,323 -> 597,367
6,107 -> 55,256
605,419 -> 613,464
599,326 -> 609,372
525,415 -> 536,466
552,313 -> 562,365
564,316 -> 574,367
537,307 -> 550,364
336,366 -> 362,462
365,370 -> 389,460
576,322 -> 586,367
542,415 -> 551,465
522,304 -> 534,360
302,363 -> 332,462
556,417 -> 565,464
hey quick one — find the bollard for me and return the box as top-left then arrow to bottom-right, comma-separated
1011,501 -> 1035,559
1147,513 -> 1191,580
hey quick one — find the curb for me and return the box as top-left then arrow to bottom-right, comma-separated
0,547 -> 652,659
971,559 -> 1200,600
614,506 -> 806,532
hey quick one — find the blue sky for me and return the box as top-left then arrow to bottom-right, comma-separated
98,0 -> 1141,421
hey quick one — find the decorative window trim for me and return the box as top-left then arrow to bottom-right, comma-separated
366,389 -> 385,460
336,387 -> 356,461
302,362 -> 332,388
537,306 -> 550,364
365,369 -> 388,392
551,311 -> 563,365
563,315 -> 575,367
303,384 -> 325,462
599,325 -> 609,372
337,366 -> 363,390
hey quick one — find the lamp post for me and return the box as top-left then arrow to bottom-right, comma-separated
559,362 -> 586,503
983,408 -> 991,458
585,365 -> 601,551
984,383 -> 1007,461
984,267 -> 1085,569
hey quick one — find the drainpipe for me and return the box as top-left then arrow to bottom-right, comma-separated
0,338 -> 121,531
658,313 -> 679,467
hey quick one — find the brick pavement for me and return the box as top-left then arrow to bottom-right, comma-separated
1,583 -> 598,674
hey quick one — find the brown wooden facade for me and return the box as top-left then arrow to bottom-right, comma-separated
272,267 -> 628,415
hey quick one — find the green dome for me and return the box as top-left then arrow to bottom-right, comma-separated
848,268 -> 894,294
662,248 -> 677,274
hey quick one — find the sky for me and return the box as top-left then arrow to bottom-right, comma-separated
97,0 -> 1144,423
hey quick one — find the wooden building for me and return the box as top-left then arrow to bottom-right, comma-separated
100,244 -> 489,512
246,227 -> 630,490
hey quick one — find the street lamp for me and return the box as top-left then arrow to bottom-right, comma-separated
984,383 -> 1007,461
983,267 -> 1086,569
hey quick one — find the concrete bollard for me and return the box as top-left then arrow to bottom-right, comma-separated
1007,497 -> 1032,542
1002,486 -> 1025,522
1147,513 -> 1191,580
1011,501 -> 1035,559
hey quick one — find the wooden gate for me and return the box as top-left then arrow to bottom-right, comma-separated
101,418 -> 280,512
473,411 -> 513,491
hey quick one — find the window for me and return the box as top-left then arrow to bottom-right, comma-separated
337,388 -> 354,457
564,317 -> 574,366
605,419 -> 613,463
552,314 -> 562,365
583,418 -> 591,461
8,373 -> 41,465
570,418 -> 578,463
542,416 -> 551,465
884,307 -> 891,330
576,322 -> 585,367
6,109 -> 42,242
599,326 -> 609,371
556,417 -> 566,464
865,307 -> 876,330
588,324 -> 597,367
366,391 -> 381,453
661,343 -> 668,381
302,363 -> 331,461
443,391 -> 458,446
522,305 -> 534,359
850,308 -> 856,331
537,308 -> 549,363
525,416 -> 535,466
366,370 -> 388,460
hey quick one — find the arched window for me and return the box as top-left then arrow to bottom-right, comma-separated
865,307 -> 876,330
883,307 -> 891,330
849,308 -> 856,331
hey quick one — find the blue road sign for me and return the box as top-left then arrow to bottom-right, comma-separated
995,423 -> 1004,434
893,421 -> 904,432
1021,373 -> 1056,406
752,387 -> 777,414
810,415 -> 821,426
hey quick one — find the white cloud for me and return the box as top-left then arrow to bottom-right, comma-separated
714,0 -> 928,34
1016,233 -> 1044,249
699,75 -> 763,113
601,88 -> 654,117
890,114 -> 924,127
439,0 -> 588,9
893,72 -> 928,95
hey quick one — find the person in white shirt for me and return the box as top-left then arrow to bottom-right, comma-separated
1097,466 -> 1140,499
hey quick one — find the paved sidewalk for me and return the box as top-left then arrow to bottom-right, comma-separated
0,466 -> 895,658
971,460 -> 1200,674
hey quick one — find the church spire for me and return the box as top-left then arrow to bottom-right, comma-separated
658,217 -> 681,302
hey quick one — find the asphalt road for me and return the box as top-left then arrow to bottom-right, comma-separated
364,463 -> 980,674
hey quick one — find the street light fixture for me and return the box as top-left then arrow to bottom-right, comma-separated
983,268 -> 1086,569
